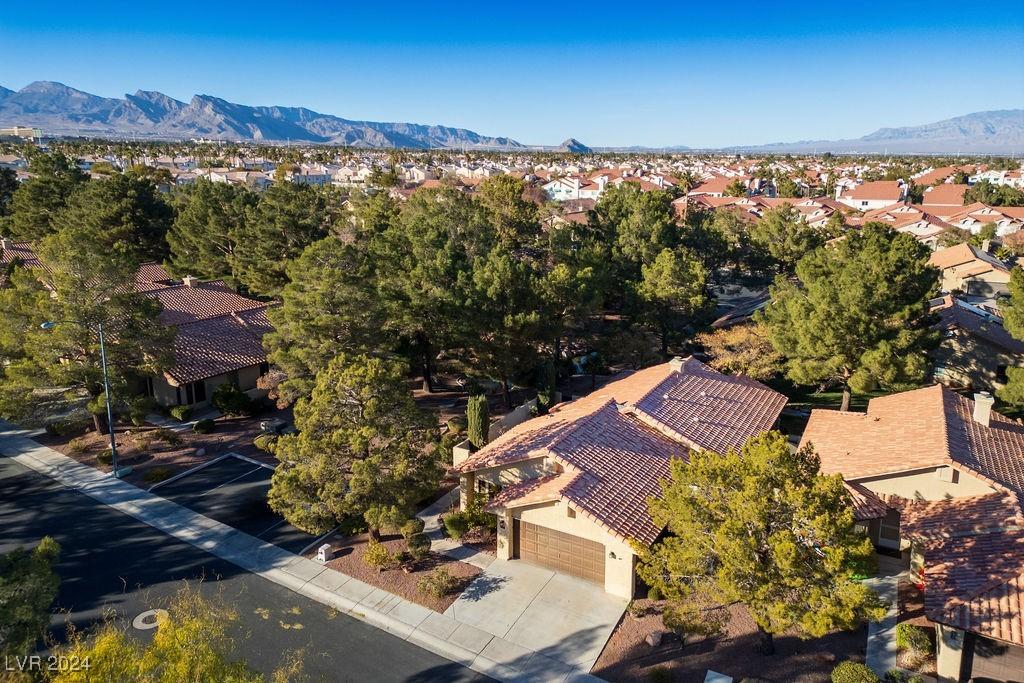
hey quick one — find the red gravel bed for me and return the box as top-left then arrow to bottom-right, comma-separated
592,598 -> 867,683
310,531 -> 482,613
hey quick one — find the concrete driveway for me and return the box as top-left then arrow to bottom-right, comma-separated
445,558 -> 627,673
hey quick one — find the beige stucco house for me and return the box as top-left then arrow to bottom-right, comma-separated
929,242 -> 1013,299
453,357 -> 787,599
800,385 -> 1024,681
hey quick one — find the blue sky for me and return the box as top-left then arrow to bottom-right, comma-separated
1,1 -> 1022,148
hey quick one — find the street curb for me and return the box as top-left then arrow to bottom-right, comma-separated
0,425 -> 599,683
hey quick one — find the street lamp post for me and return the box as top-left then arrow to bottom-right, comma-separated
41,320 -> 130,478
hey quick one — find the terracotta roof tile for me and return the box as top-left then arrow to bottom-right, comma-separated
464,358 -> 786,544
921,528 -> 1024,645
800,385 -> 1024,500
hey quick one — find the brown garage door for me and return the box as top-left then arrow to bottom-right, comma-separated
514,520 -> 605,584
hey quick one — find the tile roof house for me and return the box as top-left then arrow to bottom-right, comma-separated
0,239 -> 274,408
932,296 -> 1024,392
836,180 -> 905,211
929,242 -> 1013,299
453,357 -> 787,597
141,278 -> 274,407
800,386 -> 1024,679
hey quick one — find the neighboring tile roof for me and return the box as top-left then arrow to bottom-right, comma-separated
165,307 -> 272,385
800,385 -> 1024,500
934,297 -> 1024,355
901,493 -> 1023,542
928,242 -> 1010,275
920,183 -> 969,207
841,181 -> 903,201
845,481 -> 891,521
142,280 -> 272,385
147,281 -> 268,326
463,358 -> 786,544
0,239 -> 43,270
135,262 -> 173,285
920,528 -> 1024,645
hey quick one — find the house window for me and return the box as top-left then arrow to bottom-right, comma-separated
145,377 -> 155,398
567,507 -> 576,519
184,380 -> 207,405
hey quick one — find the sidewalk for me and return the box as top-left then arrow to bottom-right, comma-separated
0,422 -> 602,683
864,573 -> 903,676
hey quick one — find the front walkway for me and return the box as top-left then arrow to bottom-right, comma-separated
864,573 -> 904,676
0,422 -> 604,683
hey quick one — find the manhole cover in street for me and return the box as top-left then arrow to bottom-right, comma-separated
132,609 -> 168,630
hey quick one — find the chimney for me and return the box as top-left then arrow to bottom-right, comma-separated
973,391 -> 994,427
981,239 -> 992,253
668,356 -> 687,373
182,275 -> 200,288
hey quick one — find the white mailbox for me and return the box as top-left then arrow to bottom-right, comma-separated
316,544 -> 333,564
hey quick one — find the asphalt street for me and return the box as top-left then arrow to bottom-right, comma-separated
0,456 -> 489,683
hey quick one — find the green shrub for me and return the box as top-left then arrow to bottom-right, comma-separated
435,432 -> 461,465
192,418 -> 216,434
443,513 -> 471,540
417,567 -> 457,598
363,540 -> 398,571
253,433 -> 277,452
401,518 -> 426,540
831,661 -> 880,683
169,405 -> 192,422
407,532 -> 431,560
647,666 -> 671,683
44,422 -> 61,436
128,396 -> 156,426
144,467 -> 174,485
466,395 -> 489,450
446,416 -> 468,434
151,427 -> 183,447
96,449 -> 113,465
894,622 -> 933,654
647,586 -> 662,601
211,383 -> 253,416
66,436 -> 89,455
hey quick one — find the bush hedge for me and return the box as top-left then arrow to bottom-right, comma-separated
895,622 -> 933,654
169,405 -> 192,422
417,567 -> 457,598
192,418 -> 216,434
831,661 -> 880,683
443,513 -> 471,540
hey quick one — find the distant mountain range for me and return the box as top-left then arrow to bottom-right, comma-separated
0,81 -> 525,149
0,81 -> 1021,153
720,110 -> 1024,155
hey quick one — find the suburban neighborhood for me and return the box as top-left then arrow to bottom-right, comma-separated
2,5 -> 1024,683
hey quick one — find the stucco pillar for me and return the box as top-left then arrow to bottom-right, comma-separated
935,623 -> 967,682
496,509 -> 513,560
459,471 -> 476,512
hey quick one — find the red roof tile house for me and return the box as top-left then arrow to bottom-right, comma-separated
453,357 -> 787,598
799,386 -> 1024,680
1,238 -> 274,409
836,180 -> 906,211
142,278 -> 274,408
929,242 -> 1013,299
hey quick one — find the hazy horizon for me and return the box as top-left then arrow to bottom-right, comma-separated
1,1 -> 1022,147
